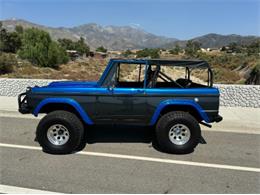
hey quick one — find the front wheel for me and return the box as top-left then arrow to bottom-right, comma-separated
36,110 -> 84,154
156,111 -> 201,154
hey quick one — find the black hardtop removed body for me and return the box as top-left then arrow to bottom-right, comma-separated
112,58 -> 210,68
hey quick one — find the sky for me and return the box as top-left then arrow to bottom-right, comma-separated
0,0 -> 259,40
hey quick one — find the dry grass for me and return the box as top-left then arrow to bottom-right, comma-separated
1,58 -> 108,81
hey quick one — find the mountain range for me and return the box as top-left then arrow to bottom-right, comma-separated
1,18 -> 259,50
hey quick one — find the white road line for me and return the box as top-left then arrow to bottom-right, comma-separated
201,128 -> 260,135
1,143 -> 260,173
0,184 -> 61,194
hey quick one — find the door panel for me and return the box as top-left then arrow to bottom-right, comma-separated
95,88 -> 147,124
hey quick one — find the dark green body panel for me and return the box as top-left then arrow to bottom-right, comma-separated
26,89 -> 219,125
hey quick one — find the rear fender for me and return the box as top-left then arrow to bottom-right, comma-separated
150,99 -> 210,125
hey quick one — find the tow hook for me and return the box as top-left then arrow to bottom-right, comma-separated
199,121 -> 212,128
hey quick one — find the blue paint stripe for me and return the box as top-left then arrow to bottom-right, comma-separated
32,87 -> 219,95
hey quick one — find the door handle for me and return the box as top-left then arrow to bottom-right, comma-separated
137,89 -> 144,93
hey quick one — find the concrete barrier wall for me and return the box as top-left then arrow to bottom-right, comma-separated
0,78 -> 259,108
215,84 -> 260,108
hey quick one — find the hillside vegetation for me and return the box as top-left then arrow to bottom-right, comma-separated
0,21 -> 259,84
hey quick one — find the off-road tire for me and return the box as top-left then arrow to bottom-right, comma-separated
36,110 -> 84,154
156,111 -> 201,154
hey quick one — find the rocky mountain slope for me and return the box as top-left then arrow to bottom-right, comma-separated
163,33 -> 259,49
1,18 -> 259,50
1,19 -> 176,50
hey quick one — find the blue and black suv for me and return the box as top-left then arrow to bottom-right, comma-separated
18,59 -> 222,154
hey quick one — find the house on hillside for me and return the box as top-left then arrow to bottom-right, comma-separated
200,48 -> 207,52
66,50 -> 80,60
107,50 -> 122,58
89,51 -> 107,59
206,48 -> 221,52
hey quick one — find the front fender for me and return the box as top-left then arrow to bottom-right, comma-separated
150,99 -> 210,125
33,98 -> 93,125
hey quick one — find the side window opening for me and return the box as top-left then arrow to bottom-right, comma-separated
102,62 -> 118,87
116,63 -> 146,88
147,65 -> 211,89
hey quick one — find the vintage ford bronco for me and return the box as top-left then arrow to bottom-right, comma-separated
18,59 -> 222,154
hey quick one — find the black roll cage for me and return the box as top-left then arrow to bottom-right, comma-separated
104,59 -> 213,88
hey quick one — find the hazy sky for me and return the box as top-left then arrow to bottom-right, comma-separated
0,0 -> 259,39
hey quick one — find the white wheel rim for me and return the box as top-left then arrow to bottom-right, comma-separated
169,124 -> 191,145
47,124 -> 70,146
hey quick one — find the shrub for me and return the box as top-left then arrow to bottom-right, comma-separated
136,48 -> 160,58
185,41 -> 201,57
96,46 -> 107,53
0,29 -> 22,53
18,28 -> 69,68
58,37 -> 90,56
246,62 -> 260,85
0,53 -> 17,74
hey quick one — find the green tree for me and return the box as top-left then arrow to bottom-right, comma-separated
75,37 -> 90,56
169,44 -> 181,55
58,37 -> 90,56
47,42 -> 69,68
136,48 -> 160,58
96,46 -> 107,53
58,38 -> 75,50
15,25 -> 24,34
18,28 -> 68,68
246,63 -> 260,85
246,40 -> 260,56
122,49 -> 133,57
0,25 -> 22,53
185,40 -> 201,57
228,42 -> 243,53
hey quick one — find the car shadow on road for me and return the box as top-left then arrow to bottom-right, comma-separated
75,124 -> 194,155
86,124 -> 154,143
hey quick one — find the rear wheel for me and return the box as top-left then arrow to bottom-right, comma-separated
36,110 -> 84,154
156,111 -> 201,154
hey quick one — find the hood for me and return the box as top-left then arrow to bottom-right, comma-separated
47,81 -> 98,88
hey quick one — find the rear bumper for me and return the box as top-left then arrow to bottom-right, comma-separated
212,114 -> 223,123
18,92 -> 30,114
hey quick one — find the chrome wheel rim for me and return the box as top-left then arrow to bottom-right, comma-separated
47,124 -> 70,146
169,124 -> 191,145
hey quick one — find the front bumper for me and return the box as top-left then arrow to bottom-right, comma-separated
18,92 -> 30,114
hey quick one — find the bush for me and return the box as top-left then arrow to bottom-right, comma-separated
185,41 -> 201,57
0,29 -> 22,53
136,48 -> 160,58
169,44 -> 181,55
0,53 -> 17,74
58,37 -> 90,56
47,42 -> 69,69
18,28 -> 69,68
96,46 -> 107,53
246,63 -> 260,85
122,49 -> 133,57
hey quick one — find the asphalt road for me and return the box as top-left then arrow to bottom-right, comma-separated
0,115 -> 260,193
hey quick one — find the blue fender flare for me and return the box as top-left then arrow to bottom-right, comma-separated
33,98 -> 93,125
150,99 -> 210,125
